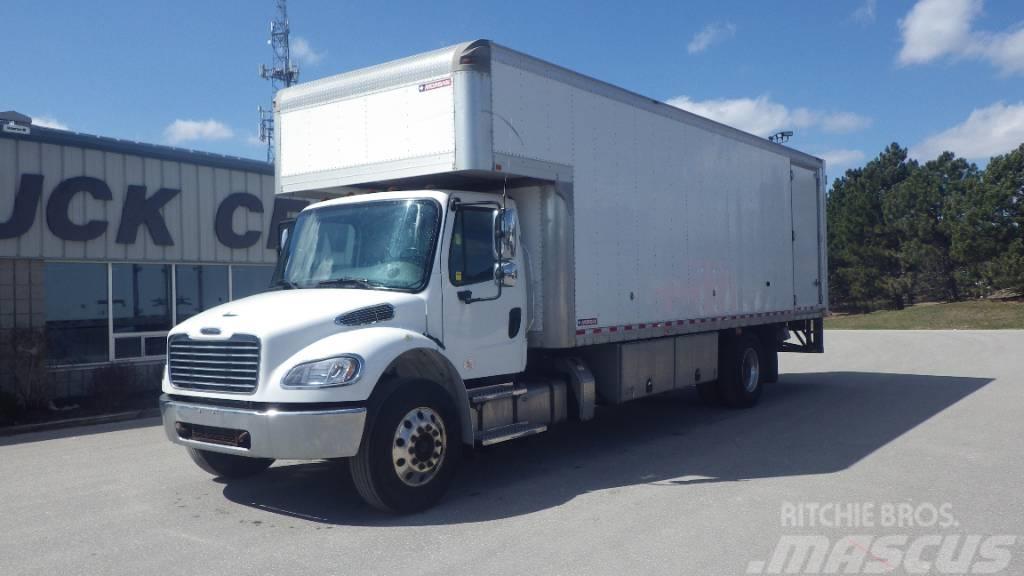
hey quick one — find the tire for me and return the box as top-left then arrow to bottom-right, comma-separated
718,331 -> 764,409
350,378 -> 461,513
187,447 -> 274,479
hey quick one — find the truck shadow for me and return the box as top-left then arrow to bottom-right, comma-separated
221,371 -> 992,526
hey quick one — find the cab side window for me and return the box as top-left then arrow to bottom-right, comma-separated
449,207 -> 495,286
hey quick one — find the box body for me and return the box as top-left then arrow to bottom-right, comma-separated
276,40 -> 827,350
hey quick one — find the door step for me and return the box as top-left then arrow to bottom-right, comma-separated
467,382 -> 526,405
477,422 -> 548,446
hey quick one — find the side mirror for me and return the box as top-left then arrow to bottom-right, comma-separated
494,260 -> 518,288
494,208 -> 517,261
276,218 -> 295,259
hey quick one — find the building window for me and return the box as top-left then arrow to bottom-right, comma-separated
231,265 -> 275,299
44,262 -> 108,365
176,265 -> 228,323
112,264 -> 172,333
111,263 -> 171,360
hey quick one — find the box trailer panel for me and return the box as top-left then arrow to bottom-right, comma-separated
792,164 -> 823,307
279,81 -> 455,179
276,43 -> 470,194
488,57 -> 809,331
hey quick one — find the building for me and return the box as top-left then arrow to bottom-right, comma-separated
0,111 -> 307,400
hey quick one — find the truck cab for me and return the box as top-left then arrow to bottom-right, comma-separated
161,189 -> 538,512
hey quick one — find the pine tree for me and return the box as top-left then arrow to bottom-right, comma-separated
826,144 -> 912,310
980,144 -> 1024,294
886,152 -> 978,302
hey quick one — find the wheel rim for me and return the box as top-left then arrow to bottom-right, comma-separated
741,347 -> 760,393
392,406 -> 447,487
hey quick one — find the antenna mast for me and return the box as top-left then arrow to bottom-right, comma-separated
258,0 -> 300,163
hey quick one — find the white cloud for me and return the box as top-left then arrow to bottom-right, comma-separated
852,0 -> 877,23
898,0 -> 979,64
164,119 -> 234,145
32,115 -> 69,130
820,111 -> 874,133
666,95 -> 871,137
817,149 -> 867,170
910,101 -> 1024,160
971,27 -> 1024,75
898,0 -> 1024,75
687,23 -> 736,54
291,36 -> 326,65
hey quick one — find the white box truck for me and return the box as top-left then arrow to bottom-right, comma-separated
160,40 -> 827,512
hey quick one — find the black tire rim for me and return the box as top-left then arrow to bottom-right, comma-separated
742,347 -> 760,393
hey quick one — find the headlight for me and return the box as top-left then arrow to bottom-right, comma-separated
282,355 -> 362,388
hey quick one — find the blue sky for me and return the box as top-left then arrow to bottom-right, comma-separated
4,0 -> 1023,179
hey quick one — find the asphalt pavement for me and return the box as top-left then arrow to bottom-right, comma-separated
2,330 -> 1022,575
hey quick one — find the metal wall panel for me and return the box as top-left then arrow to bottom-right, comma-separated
103,151 -> 127,261
0,139 -> 278,264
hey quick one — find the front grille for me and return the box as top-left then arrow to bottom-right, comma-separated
168,335 -> 260,394
336,303 -> 395,326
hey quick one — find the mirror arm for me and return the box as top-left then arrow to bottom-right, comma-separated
458,284 -> 503,305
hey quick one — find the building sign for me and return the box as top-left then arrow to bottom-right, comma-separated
0,174 -> 306,250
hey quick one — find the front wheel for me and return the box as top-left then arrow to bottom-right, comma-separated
350,379 -> 461,513
187,447 -> 274,479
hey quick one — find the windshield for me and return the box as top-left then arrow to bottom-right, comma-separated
278,199 -> 441,291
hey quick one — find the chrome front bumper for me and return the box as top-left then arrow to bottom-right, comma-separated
160,395 -> 367,460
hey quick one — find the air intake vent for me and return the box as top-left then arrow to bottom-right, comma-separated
336,303 -> 395,326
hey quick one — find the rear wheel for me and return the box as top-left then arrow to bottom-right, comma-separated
350,379 -> 461,513
718,331 -> 764,408
187,448 -> 274,479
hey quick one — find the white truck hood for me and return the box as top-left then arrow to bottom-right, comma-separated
172,288 -> 426,341
164,288 -> 431,403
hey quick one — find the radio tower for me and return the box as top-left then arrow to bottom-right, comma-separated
258,0 -> 300,163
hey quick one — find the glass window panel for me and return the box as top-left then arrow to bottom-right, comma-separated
44,262 -> 109,364
114,336 -> 142,359
112,264 -> 171,333
175,265 -> 229,323
449,207 -> 497,286
144,336 -> 166,357
231,266 -> 274,300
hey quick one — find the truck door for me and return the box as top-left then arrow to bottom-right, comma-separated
441,199 -> 527,380
791,165 -> 822,307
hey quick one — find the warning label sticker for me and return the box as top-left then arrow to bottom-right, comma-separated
418,77 -> 452,92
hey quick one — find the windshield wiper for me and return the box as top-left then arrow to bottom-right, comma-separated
316,277 -> 389,289
272,279 -> 299,290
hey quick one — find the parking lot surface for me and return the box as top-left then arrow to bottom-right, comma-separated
2,331 -> 1022,575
